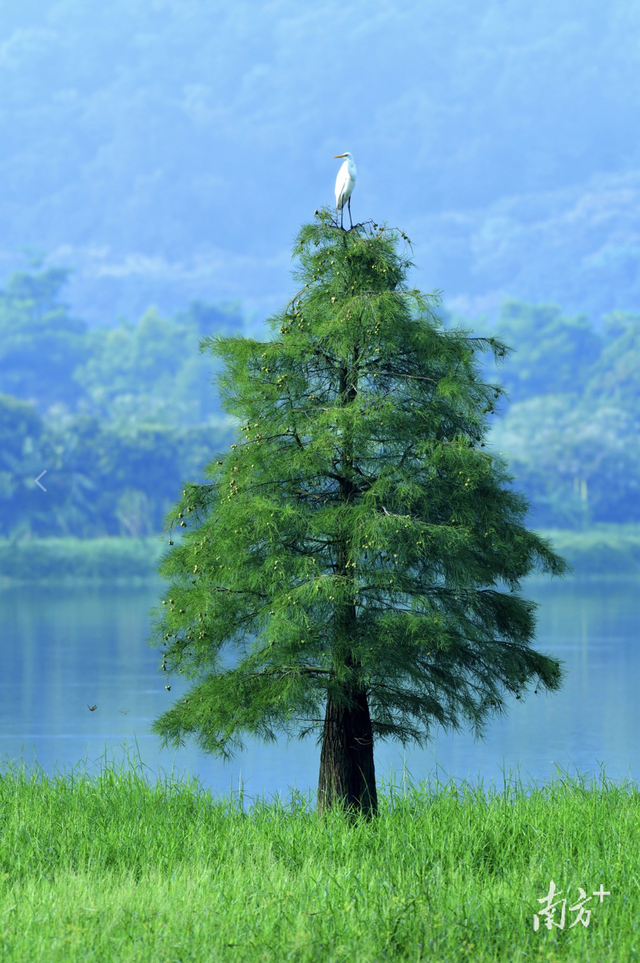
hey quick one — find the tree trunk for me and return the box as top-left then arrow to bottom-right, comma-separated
318,341 -> 378,820
317,685 -> 378,820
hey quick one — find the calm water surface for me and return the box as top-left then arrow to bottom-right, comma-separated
1,577 -> 638,808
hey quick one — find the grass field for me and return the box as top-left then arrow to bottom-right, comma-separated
1,741 -> 636,962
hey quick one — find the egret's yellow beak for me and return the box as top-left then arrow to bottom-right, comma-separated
334,153 -> 347,158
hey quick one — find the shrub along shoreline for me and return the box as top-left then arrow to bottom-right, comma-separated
0,525 -> 639,586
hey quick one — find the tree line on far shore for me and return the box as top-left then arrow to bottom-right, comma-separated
1,261 -> 638,540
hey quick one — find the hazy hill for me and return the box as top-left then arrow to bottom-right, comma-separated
1,0 -> 640,325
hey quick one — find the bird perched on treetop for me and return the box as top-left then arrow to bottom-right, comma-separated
334,152 -> 357,230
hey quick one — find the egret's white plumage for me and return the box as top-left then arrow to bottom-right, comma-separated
334,152 -> 357,229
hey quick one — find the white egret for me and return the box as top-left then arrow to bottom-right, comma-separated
334,152 -> 357,229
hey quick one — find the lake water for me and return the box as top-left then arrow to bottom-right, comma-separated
1,577 -> 638,809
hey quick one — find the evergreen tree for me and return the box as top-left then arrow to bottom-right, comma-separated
148,211 -> 569,820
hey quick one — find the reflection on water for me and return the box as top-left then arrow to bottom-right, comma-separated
1,577 -> 638,807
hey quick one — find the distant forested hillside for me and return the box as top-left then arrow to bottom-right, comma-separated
1,263 -> 639,539
1,0 -> 640,323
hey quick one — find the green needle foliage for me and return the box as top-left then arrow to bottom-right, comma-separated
147,209 -> 570,821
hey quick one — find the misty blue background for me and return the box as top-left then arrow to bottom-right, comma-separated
2,2 -> 640,800
2,1 -> 640,327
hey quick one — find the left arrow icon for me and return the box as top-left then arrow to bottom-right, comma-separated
35,470 -> 47,492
